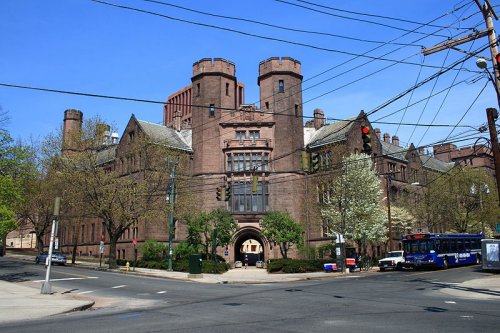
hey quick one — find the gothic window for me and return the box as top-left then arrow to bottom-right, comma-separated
278,80 -> 285,93
236,131 -> 246,141
249,130 -> 260,142
230,179 -> 269,213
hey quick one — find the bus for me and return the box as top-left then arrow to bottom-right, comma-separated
402,233 -> 483,269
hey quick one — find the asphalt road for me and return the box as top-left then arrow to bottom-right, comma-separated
1,258 -> 499,333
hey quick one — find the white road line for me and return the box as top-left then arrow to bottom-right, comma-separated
33,277 -> 87,283
111,285 -> 127,289
445,301 -> 457,304
77,290 -> 96,295
157,291 -> 167,294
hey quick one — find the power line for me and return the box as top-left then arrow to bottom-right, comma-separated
274,0 -> 469,37
290,0 -> 475,30
144,0 -> 424,48
91,0 -> 474,67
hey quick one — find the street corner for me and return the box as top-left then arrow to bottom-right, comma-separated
439,276 -> 500,300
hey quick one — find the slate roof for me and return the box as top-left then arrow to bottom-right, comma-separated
380,141 -> 454,172
304,117 -> 356,148
380,141 -> 407,162
420,155 -> 455,172
95,145 -> 117,165
137,120 -> 192,152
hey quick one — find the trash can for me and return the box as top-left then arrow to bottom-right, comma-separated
189,254 -> 202,274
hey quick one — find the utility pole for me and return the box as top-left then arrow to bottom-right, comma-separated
386,175 -> 393,251
486,108 -> 500,204
41,197 -> 61,294
167,162 -> 176,272
422,1 -> 500,206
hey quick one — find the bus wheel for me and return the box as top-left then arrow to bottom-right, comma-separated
443,258 -> 449,270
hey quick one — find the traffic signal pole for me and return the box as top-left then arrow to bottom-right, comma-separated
167,163 -> 176,272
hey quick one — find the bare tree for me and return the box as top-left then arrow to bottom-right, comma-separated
58,116 -> 186,268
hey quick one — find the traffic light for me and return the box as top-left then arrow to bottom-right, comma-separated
252,175 -> 258,192
361,126 -> 372,155
225,185 -> 232,201
216,187 -> 222,201
301,150 -> 309,172
311,152 -> 320,173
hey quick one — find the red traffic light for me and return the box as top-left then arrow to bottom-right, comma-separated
496,53 -> 500,64
361,126 -> 370,134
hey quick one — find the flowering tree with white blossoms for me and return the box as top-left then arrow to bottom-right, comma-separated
320,153 -> 387,252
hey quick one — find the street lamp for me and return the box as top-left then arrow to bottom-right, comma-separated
476,57 -> 500,109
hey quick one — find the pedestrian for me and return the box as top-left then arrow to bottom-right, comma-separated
244,255 -> 248,269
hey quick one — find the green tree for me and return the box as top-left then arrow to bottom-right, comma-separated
260,211 -> 304,259
0,131 -> 36,253
320,153 -> 387,251
416,168 -> 499,234
185,208 -> 238,259
389,205 -> 416,236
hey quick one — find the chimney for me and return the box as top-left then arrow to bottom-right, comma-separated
62,109 -> 83,156
111,132 -> 119,144
313,109 -> 325,129
96,123 -> 111,146
173,110 -> 182,132
383,133 -> 390,143
375,128 -> 381,139
418,147 -> 425,155
392,135 -> 399,146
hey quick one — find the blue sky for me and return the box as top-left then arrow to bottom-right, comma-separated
1,0 -> 498,151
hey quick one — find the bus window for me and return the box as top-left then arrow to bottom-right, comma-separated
442,240 -> 449,253
450,240 -> 456,252
457,240 -> 464,252
464,240 -> 470,251
435,240 -> 441,253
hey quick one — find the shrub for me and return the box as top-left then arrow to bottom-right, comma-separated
267,258 -> 334,273
140,240 -> 167,261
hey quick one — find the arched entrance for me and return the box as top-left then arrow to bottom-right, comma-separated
233,227 -> 266,266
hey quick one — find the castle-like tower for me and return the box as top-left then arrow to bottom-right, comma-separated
62,109 -> 83,156
258,57 -> 304,172
191,58 -> 239,175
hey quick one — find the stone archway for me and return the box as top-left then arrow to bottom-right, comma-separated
233,227 -> 266,266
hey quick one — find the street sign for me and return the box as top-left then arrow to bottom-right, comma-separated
54,237 -> 59,250
99,241 -> 104,254
337,234 -> 345,243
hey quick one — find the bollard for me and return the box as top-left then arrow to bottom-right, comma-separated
125,261 -> 130,272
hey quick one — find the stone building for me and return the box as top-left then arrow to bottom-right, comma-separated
47,57 -> 470,264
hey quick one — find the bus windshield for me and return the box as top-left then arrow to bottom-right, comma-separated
403,239 -> 435,254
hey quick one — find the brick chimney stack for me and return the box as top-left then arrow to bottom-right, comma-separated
392,135 -> 399,146
313,109 -> 325,129
383,133 -> 390,143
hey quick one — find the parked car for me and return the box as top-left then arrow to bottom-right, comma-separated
234,261 -> 243,268
256,260 -> 264,268
35,251 -> 67,266
378,250 -> 405,271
